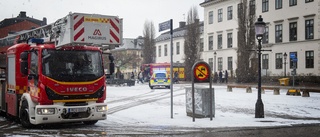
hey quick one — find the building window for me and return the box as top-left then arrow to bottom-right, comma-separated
218,34 -> 222,49
249,0 -> 255,15
289,52 -> 298,69
208,36 -> 213,50
209,11 -> 213,24
289,0 -> 297,6
227,6 -> 233,20
275,0 -> 282,9
262,0 -> 269,12
164,44 -> 168,56
158,45 -> 161,57
305,19 -> 314,39
227,33 -> 232,48
209,58 -> 213,71
262,26 -> 269,44
275,53 -> 283,69
218,57 -> 223,71
200,38 -> 204,52
306,51 -> 314,68
228,57 -> 233,70
306,0 -> 314,3
176,42 -> 180,55
238,3 -> 243,18
262,54 -> 269,69
218,9 -> 223,22
30,51 -> 39,75
275,24 -> 282,43
289,22 -> 297,41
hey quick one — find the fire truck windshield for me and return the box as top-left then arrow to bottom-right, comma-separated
42,49 -> 104,82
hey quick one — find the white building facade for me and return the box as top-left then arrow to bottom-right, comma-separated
200,0 -> 240,76
155,22 -> 204,64
156,32 -> 186,64
200,0 -> 320,77
154,0 -> 319,78
256,0 -> 319,76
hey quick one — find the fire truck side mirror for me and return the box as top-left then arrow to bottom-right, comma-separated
109,62 -> 115,75
20,52 -> 29,76
108,54 -> 115,74
108,54 -> 114,62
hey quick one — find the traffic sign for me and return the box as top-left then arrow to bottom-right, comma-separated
190,61 -> 214,122
159,20 -> 171,32
193,63 -> 210,81
290,53 -> 296,59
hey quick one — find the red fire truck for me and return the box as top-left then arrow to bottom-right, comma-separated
0,12 -> 122,128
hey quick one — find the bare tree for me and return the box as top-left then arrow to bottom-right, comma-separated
184,6 -> 201,81
112,50 -> 142,78
236,0 -> 257,83
142,20 -> 156,64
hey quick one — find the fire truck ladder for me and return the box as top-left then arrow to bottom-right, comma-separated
0,12 -> 122,49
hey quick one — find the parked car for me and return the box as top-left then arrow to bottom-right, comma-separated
149,70 -> 170,89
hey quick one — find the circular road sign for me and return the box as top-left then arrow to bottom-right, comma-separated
193,63 -> 210,81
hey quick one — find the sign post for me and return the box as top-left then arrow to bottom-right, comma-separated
290,53 -> 297,87
191,61 -> 213,121
159,19 -> 173,118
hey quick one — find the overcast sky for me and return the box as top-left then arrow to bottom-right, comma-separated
0,0 -> 204,38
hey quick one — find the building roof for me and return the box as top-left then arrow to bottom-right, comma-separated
0,11 -> 46,29
200,0 -> 227,7
156,21 -> 204,42
112,37 -> 144,51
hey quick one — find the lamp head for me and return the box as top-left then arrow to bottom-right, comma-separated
255,15 -> 266,40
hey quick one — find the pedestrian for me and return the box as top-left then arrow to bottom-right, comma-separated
222,71 -> 225,83
116,70 -> 121,79
225,70 -> 228,83
174,71 -> 179,84
131,71 -> 134,79
120,73 -> 124,79
219,71 -> 222,83
214,72 -> 218,83
138,71 -> 144,83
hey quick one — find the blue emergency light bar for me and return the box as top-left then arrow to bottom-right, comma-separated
28,38 -> 44,44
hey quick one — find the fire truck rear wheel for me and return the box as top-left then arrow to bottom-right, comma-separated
20,100 -> 33,128
83,120 -> 98,125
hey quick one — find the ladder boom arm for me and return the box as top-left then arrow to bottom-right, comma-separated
0,12 -> 123,48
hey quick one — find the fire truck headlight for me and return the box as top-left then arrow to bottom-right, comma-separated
96,105 -> 107,112
37,108 -> 55,115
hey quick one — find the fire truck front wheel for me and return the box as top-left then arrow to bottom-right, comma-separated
83,120 -> 98,125
20,100 -> 33,128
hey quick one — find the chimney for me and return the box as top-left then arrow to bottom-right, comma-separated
42,17 -> 47,25
19,11 -> 27,18
179,21 -> 186,28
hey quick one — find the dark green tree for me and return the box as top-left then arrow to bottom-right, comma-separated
236,0 -> 257,83
142,20 -> 156,64
184,6 -> 201,81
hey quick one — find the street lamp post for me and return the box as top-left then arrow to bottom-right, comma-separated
214,51 -> 217,73
283,52 -> 287,77
255,15 -> 266,118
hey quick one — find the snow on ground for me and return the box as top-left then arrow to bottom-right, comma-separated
97,83 -> 320,128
